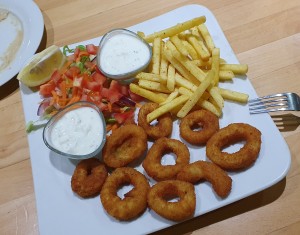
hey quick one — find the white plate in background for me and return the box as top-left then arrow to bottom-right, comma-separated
0,0 -> 44,86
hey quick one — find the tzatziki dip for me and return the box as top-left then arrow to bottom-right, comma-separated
98,29 -> 151,77
50,106 -> 104,155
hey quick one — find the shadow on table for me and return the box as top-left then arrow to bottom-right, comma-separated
150,178 -> 286,235
0,25 -> 47,100
271,113 -> 300,132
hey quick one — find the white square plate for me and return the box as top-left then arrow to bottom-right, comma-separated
20,4 -> 291,235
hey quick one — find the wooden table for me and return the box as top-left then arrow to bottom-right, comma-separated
1,0 -> 299,234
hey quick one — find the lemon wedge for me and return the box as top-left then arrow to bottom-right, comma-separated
17,45 -> 66,87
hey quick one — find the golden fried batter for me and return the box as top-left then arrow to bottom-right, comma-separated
138,102 -> 173,140
147,180 -> 196,221
179,109 -> 219,145
142,137 -> 190,181
177,160 -> 232,198
100,167 -> 150,221
71,158 -> 108,198
206,123 -> 262,170
102,124 -> 147,168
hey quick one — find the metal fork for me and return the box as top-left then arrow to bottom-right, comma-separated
248,92 -> 300,114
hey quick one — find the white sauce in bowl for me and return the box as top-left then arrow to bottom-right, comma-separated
99,33 -> 151,76
50,107 -> 104,155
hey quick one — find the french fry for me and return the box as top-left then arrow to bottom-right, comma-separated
198,24 -> 215,53
190,26 -> 201,38
208,86 -> 224,109
219,70 -> 234,81
163,49 -> 199,85
159,89 -> 179,106
129,83 -> 166,104
211,48 -> 220,85
192,58 -> 212,68
151,37 -> 161,74
136,72 -> 161,82
220,64 -> 248,74
177,70 -> 215,118
147,95 -> 189,123
138,80 -> 171,93
166,41 -> 206,82
159,41 -> 168,83
174,73 -> 197,91
167,64 -> 175,91
182,40 -> 198,60
178,87 -> 221,116
143,16 -> 206,43
187,35 -> 210,61
170,35 -> 189,57
218,87 -> 249,103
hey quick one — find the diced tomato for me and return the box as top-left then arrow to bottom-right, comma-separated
50,70 -> 61,84
120,85 -> 129,96
39,82 -> 56,97
113,110 -> 135,124
109,80 -> 122,92
85,81 -> 102,92
101,87 -> 109,98
86,44 -> 98,55
108,88 -> 122,103
92,72 -> 107,85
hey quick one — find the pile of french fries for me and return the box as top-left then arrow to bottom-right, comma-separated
130,16 -> 249,123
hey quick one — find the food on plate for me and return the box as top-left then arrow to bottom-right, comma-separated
102,124 -> 147,168
98,29 -> 151,77
17,45 -> 66,87
177,160 -> 232,198
71,158 -> 108,198
147,180 -> 196,221
130,17 -> 249,120
206,123 -> 262,170
100,167 -> 150,221
47,103 -> 105,156
129,83 -> 166,104
146,95 -> 189,123
30,44 -> 138,132
179,109 -> 219,145
138,102 -> 173,140
143,16 -> 206,43
217,87 -> 249,103
177,70 -> 215,118
142,137 -> 190,181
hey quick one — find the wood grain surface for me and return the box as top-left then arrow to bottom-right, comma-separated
0,0 -> 299,234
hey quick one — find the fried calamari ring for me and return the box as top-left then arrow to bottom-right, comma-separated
102,124 -> 147,168
206,123 -> 262,170
138,102 -> 173,140
142,137 -> 190,181
100,167 -> 150,221
147,180 -> 196,221
177,160 -> 232,198
71,158 -> 108,198
179,110 -> 219,145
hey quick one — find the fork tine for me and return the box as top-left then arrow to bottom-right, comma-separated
250,107 -> 289,114
248,93 -> 285,103
248,98 -> 287,106
249,102 -> 287,111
